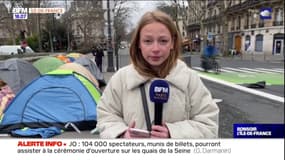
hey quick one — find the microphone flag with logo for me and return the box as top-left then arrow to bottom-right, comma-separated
149,79 -> 169,125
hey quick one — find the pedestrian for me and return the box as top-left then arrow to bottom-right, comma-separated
93,46 -> 104,72
20,40 -> 27,54
91,46 -> 97,62
97,10 -> 219,139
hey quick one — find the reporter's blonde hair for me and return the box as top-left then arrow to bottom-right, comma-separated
129,10 -> 182,78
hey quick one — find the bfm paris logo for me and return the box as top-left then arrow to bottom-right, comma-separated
12,8 -> 65,20
12,8 -> 28,19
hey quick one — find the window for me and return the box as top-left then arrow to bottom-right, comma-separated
238,16 -> 241,29
245,35 -> 250,50
245,13 -> 249,26
255,34 -> 263,52
274,8 -> 283,22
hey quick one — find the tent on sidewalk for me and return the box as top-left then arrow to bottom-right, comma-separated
56,54 -> 75,63
33,56 -> 64,74
0,69 -> 101,134
57,63 -> 99,88
74,57 -> 106,87
0,58 -> 40,94
66,53 -> 84,59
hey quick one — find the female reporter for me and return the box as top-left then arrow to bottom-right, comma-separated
97,10 -> 219,138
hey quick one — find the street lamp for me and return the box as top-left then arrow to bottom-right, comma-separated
106,0 -> 115,72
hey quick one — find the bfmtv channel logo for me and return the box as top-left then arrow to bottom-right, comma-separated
154,86 -> 169,93
260,8 -> 272,20
153,86 -> 169,102
12,8 -> 28,20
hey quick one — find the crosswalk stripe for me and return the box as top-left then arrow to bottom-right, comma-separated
193,67 -> 284,74
192,67 -> 203,71
224,67 -> 255,73
192,67 -> 217,73
256,68 -> 284,74
273,68 -> 284,72
239,67 -> 276,74
220,69 -> 235,73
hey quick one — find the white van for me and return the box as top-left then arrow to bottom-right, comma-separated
0,45 -> 35,55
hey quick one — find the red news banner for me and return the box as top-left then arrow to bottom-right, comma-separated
7,139 -> 283,160
17,140 -> 74,154
15,139 -> 228,154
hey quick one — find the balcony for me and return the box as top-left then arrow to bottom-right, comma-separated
202,15 -> 220,24
187,24 -> 200,31
236,26 -> 240,30
241,0 -> 268,9
258,23 -> 264,28
207,0 -> 217,7
244,25 -> 249,29
273,21 -> 284,26
251,24 -> 256,28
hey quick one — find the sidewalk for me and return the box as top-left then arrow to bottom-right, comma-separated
103,71 -> 115,82
229,54 -> 284,63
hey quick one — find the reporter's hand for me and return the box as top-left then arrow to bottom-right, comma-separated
151,123 -> 170,138
121,121 -> 136,138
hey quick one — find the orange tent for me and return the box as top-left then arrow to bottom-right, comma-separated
56,55 -> 72,63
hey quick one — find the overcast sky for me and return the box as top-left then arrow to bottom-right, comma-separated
126,1 -> 160,31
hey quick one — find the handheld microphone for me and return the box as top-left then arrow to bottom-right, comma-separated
149,79 -> 169,125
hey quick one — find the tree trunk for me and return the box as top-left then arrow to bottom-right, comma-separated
49,31 -> 54,52
200,22 -> 206,55
222,16 -> 229,56
37,0 -> 42,51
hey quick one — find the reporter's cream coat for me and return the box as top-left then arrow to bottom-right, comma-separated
97,60 -> 219,138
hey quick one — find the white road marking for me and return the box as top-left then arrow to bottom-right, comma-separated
198,74 -> 284,103
240,67 -> 275,74
213,99 -> 223,103
256,68 -> 284,74
224,67 -> 255,73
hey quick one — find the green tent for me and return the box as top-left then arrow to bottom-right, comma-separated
33,56 -> 64,74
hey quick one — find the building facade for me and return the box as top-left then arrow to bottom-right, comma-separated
227,0 -> 284,56
186,0 -> 284,57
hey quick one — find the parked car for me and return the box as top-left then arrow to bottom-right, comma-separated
0,45 -> 35,55
119,41 -> 128,49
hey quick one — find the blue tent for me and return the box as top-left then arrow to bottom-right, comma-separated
0,70 -> 101,133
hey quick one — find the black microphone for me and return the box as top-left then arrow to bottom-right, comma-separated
149,80 -> 170,125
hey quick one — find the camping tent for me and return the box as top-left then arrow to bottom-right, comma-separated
0,58 -> 40,94
74,57 -> 106,87
56,54 -> 75,63
0,69 -> 101,133
33,56 -> 64,74
58,63 -> 99,88
67,53 -> 84,59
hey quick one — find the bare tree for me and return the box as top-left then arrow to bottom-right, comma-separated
186,0 -> 208,54
0,2 -> 11,44
3,0 -> 22,45
112,0 -> 134,69
69,0 -> 104,49
157,0 -> 188,37
217,0 -> 233,56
